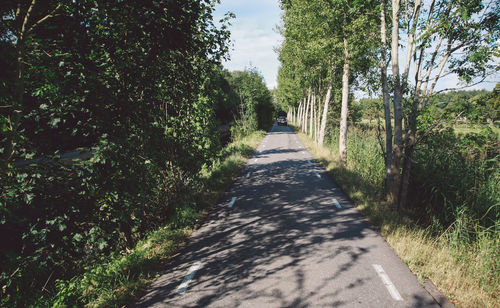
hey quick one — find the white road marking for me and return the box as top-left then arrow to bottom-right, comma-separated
228,197 -> 237,208
246,172 -> 251,178
332,198 -> 342,209
372,264 -> 403,301
254,158 -> 258,163
176,261 -> 202,294
315,172 -> 321,178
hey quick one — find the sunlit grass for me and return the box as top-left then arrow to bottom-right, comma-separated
454,124 -> 500,138
292,124 -> 499,308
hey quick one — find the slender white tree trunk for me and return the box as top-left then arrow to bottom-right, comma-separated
301,98 -> 305,128
316,95 -> 320,144
380,1 -> 393,199
339,37 -> 350,164
318,82 -> 333,146
309,92 -> 314,138
301,97 -> 306,130
298,99 -> 303,127
391,0 -> 403,207
304,91 -> 310,134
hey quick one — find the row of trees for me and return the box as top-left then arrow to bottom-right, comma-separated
0,1 -> 273,306
356,86 -> 499,125
277,0 -> 499,209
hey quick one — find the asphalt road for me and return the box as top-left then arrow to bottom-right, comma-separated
134,124 -> 441,308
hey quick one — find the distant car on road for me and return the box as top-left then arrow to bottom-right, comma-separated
277,116 -> 287,126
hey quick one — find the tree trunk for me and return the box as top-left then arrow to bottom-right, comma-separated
399,89 -> 423,209
391,0 -> 403,208
339,37 -> 350,165
302,97 -> 306,131
300,98 -> 305,128
297,100 -> 302,127
380,0 -> 394,200
318,82 -> 333,146
309,92 -> 315,138
316,95 -> 320,144
304,90 -> 311,134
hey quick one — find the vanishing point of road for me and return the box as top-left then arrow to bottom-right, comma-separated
134,124 -> 443,307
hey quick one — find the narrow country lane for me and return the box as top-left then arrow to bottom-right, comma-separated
134,124 -> 440,308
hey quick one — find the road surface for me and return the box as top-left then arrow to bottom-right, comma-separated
134,124 -> 442,307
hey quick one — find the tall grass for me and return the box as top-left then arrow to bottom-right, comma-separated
295,124 -> 499,307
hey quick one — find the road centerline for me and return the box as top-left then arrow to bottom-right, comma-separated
332,198 -> 342,208
373,264 -> 403,301
228,197 -> 237,208
176,261 -> 202,295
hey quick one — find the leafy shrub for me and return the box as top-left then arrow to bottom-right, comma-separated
410,127 -> 499,230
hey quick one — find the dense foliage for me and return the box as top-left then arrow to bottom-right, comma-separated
0,1 -> 272,306
226,68 -> 274,138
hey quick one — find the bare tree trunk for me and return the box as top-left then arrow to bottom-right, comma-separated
316,94 -> 320,144
380,0 -> 394,199
300,98 -> 305,128
399,96 -> 419,210
309,92 -> 315,138
391,0 -> 403,208
304,90 -> 311,134
302,97 -> 306,131
296,102 -> 299,126
318,82 -> 333,146
298,99 -> 303,128
339,37 -> 350,165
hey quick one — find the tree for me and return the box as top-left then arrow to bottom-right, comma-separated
384,0 -> 499,208
227,68 -> 274,136
0,1 -> 232,305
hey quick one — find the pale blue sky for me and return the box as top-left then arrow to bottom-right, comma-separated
214,0 -> 282,89
213,1 -> 497,93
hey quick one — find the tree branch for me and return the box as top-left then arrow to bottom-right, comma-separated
27,4 -> 63,34
402,0 -> 422,87
433,76 -> 489,94
19,0 -> 37,43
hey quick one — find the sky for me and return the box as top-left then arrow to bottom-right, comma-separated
213,1 -> 497,94
213,0 -> 282,90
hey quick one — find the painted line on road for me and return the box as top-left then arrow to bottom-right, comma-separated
372,264 -> 403,301
228,197 -> 237,208
176,260 -> 202,295
246,172 -> 251,178
332,198 -> 342,209
315,172 -> 321,178
254,158 -> 258,163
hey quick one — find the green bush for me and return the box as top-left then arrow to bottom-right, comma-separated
410,127 -> 499,230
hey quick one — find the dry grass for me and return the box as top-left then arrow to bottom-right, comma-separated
293,125 -> 499,308
387,228 -> 498,308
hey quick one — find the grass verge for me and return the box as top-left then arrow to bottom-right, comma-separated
292,125 -> 498,308
50,131 -> 266,307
